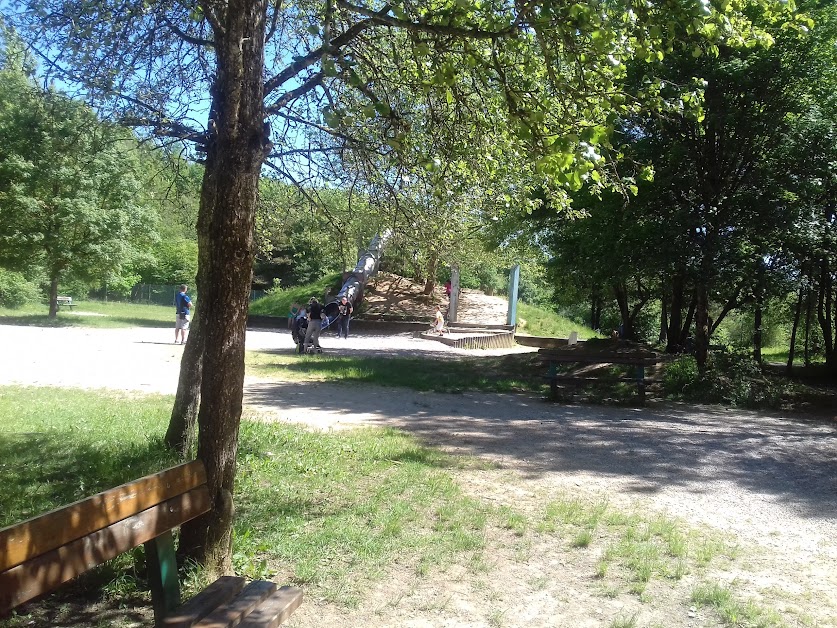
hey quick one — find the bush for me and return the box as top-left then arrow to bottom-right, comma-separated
0,269 -> 42,308
663,351 -> 783,409
662,355 -> 699,396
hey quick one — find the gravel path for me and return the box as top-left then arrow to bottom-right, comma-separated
3,322 -> 836,625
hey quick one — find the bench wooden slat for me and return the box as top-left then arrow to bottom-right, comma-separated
0,485 -> 211,612
163,576 -> 247,628
195,580 -> 277,628
238,586 -> 304,628
0,460 -> 206,572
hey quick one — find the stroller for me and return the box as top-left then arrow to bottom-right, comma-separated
291,312 -> 309,353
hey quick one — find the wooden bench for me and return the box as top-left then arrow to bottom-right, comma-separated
56,296 -> 76,309
0,460 -> 302,627
539,348 -> 658,403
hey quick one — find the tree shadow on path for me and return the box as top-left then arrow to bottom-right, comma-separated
245,380 -> 837,524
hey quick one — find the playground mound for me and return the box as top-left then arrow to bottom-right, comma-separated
361,272 -> 508,325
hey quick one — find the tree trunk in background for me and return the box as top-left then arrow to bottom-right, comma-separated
753,264 -> 765,364
613,281 -> 633,339
817,258 -> 834,370
423,253 -> 438,295
48,275 -> 59,318
694,283 -> 710,371
590,291 -> 602,331
787,280 -> 804,374
166,309 -> 204,455
659,293 -> 668,344
178,0 -> 269,575
680,292 -> 698,349
804,263 -> 814,366
666,274 -> 684,353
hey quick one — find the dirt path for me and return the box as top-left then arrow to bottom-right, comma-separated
2,322 -> 836,627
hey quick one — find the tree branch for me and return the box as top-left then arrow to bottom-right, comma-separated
336,0 -> 520,39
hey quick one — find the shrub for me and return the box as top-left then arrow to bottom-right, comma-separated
664,351 -> 783,409
662,355 -> 699,396
0,269 -> 42,308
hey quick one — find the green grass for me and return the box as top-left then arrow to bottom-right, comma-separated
246,351 -> 544,394
761,346 -> 825,365
0,385 -> 495,608
248,273 -> 343,317
535,495 -> 738,598
516,302 -> 604,339
692,582 -> 785,627
0,387 -> 178,527
0,301 -> 174,329
0,386 -> 790,625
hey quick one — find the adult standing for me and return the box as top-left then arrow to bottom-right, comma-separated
336,296 -> 353,339
303,297 -> 323,352
174,284 -> 192,344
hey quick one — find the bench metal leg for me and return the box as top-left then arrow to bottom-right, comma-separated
146,530 -> 181,626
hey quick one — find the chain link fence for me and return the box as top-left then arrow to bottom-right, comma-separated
129,284 -> 266,306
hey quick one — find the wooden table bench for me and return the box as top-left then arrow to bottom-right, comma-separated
56,296 -> 76,309
539,348 -> 658,403
0,460 -> 302,627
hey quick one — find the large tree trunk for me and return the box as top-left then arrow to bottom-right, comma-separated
178,0 -> 269,575
166,309 -> 204,454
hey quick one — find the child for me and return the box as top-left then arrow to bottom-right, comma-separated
434,305 -> 445,335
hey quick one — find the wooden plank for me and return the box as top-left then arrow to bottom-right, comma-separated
0,460 -> 206,572
162,577 -> 246,628
0,486 -> 210,613
195,580 -> 277,628
238,587 -> 303,628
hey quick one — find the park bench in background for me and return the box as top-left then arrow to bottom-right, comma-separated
539,344 -> 659,403
56,296 -> 76,309
0,460 -> 302,627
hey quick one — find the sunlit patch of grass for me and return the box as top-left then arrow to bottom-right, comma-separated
246,351 -> 545,394
0,301 -> 173,329
692,582 -> 785,627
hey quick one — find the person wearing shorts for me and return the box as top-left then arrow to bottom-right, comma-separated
175,284 -> 192,344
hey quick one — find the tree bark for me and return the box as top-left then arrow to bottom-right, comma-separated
590,290 -> 602,331
659,291 -> 668,344
753,264 -> 765,364
817,258 -> 834,369
680,291 -> 698,349
804,268 -> 813,367
787,278 -> 804,374
694,282 -> 710,371
666,273 -> 684,353
423,253 -> 437,295
613,281 -> 633,339
166,309 -> 204,454
178,0 -> 269,575
48,275 -> 59,319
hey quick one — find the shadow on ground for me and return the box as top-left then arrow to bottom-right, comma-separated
245,380 -> 837,522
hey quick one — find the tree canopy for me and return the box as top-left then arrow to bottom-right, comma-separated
4,0 -> 803,569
